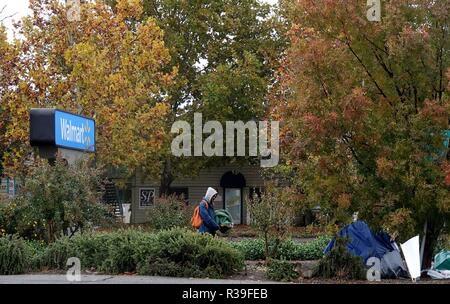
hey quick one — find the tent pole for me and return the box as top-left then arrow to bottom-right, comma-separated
420,220 -> 427,269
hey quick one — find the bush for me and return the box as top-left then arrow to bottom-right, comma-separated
139,228 -> 244,278
230,239 -> 266,260
313,237 -> 366,280
71,233 -> 112,270
231,236 -> 331,261
434,234 -> 450,254
266,259 -> 299,282
0,235 -> 31,275
0,205 -> 7,237
25,240 -> 46,271
38,228 -> 243,278
40,229 -> 154,273
248,185 -> 296,259
138,257 -> 184,277
145,195 -> 192,230
100,229 -> 156,274
288,236 -> 330,260
5,158 -> 111,243
40,236 -> 77,270
0,202 -> 25,237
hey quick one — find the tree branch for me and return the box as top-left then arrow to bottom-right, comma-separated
342,134 -> 365,169
0,5 -> 17,23
346,41 -> 389,100
362,33 -> 389,56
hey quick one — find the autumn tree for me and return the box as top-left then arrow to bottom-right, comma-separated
1,0 -> 175,176
107,0 -> 288,194
0,25 -> 18,175
273,0 -> 450,266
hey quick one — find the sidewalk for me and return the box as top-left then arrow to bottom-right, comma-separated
0,274 -> 282,284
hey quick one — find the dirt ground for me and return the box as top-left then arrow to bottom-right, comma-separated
228,260 -> 450,284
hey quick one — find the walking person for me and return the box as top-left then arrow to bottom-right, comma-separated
197,187 -> 220,236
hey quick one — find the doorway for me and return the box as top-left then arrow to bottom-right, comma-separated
224,188 -> 242,224
220,171 -> 246,225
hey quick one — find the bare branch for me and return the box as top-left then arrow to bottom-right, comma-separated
0,5 -> 18,23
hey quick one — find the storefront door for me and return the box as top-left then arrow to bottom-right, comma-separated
224,188 -> 242,224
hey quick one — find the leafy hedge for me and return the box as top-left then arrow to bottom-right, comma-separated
37,228 -> 243,278
145,196 -> 193,230
138,228 -> 244,278
266,259 -> 299,282
0,235 -> 32,275
231,236 -> 331,260
1,231 -> 328,277
231,239 -> 266,260
313,237 -> 366,280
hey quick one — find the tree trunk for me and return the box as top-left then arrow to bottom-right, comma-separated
159,157 -> 174,197
264,231 -> 269,261
47,220 -> 54,243
421,220 -> 442,269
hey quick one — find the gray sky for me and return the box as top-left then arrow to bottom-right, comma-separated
0,0 -> 278,40
1,0 -> 31,39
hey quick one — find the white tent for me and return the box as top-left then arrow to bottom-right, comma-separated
400,235 -> 421,281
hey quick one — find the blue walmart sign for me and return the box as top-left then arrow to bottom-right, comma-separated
55,110 -> 96,152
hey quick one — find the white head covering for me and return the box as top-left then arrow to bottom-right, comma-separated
204,187 -> 218,203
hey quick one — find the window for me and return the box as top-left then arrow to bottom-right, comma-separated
139,188 -> 155,208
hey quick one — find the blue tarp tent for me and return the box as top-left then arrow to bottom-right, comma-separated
324,221 -> 408,278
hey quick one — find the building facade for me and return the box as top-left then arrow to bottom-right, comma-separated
129,164 -> 265,225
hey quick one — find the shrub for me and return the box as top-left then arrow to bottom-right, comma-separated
145,195 -> 192,230
248,185 -> 296,259
38,228 -> 243,278
6,158 -> 111,243
230,239 -> 266,260
100,229 -> 156,274
0,202 -> 27,237
40,229 -> 155,273
434,234 -> 450,254
71,233 -> 111,270
266,259 -> 299,282
139,228 -> 244,278
0,235 -> 31,275
40,236 -> 77,270
25,240 -> 46,271
313,237 -> 366,280
138,256 -> 190,277
0,205 -> 7,237
231,236 -> 331,261
289,236 -> 330,260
